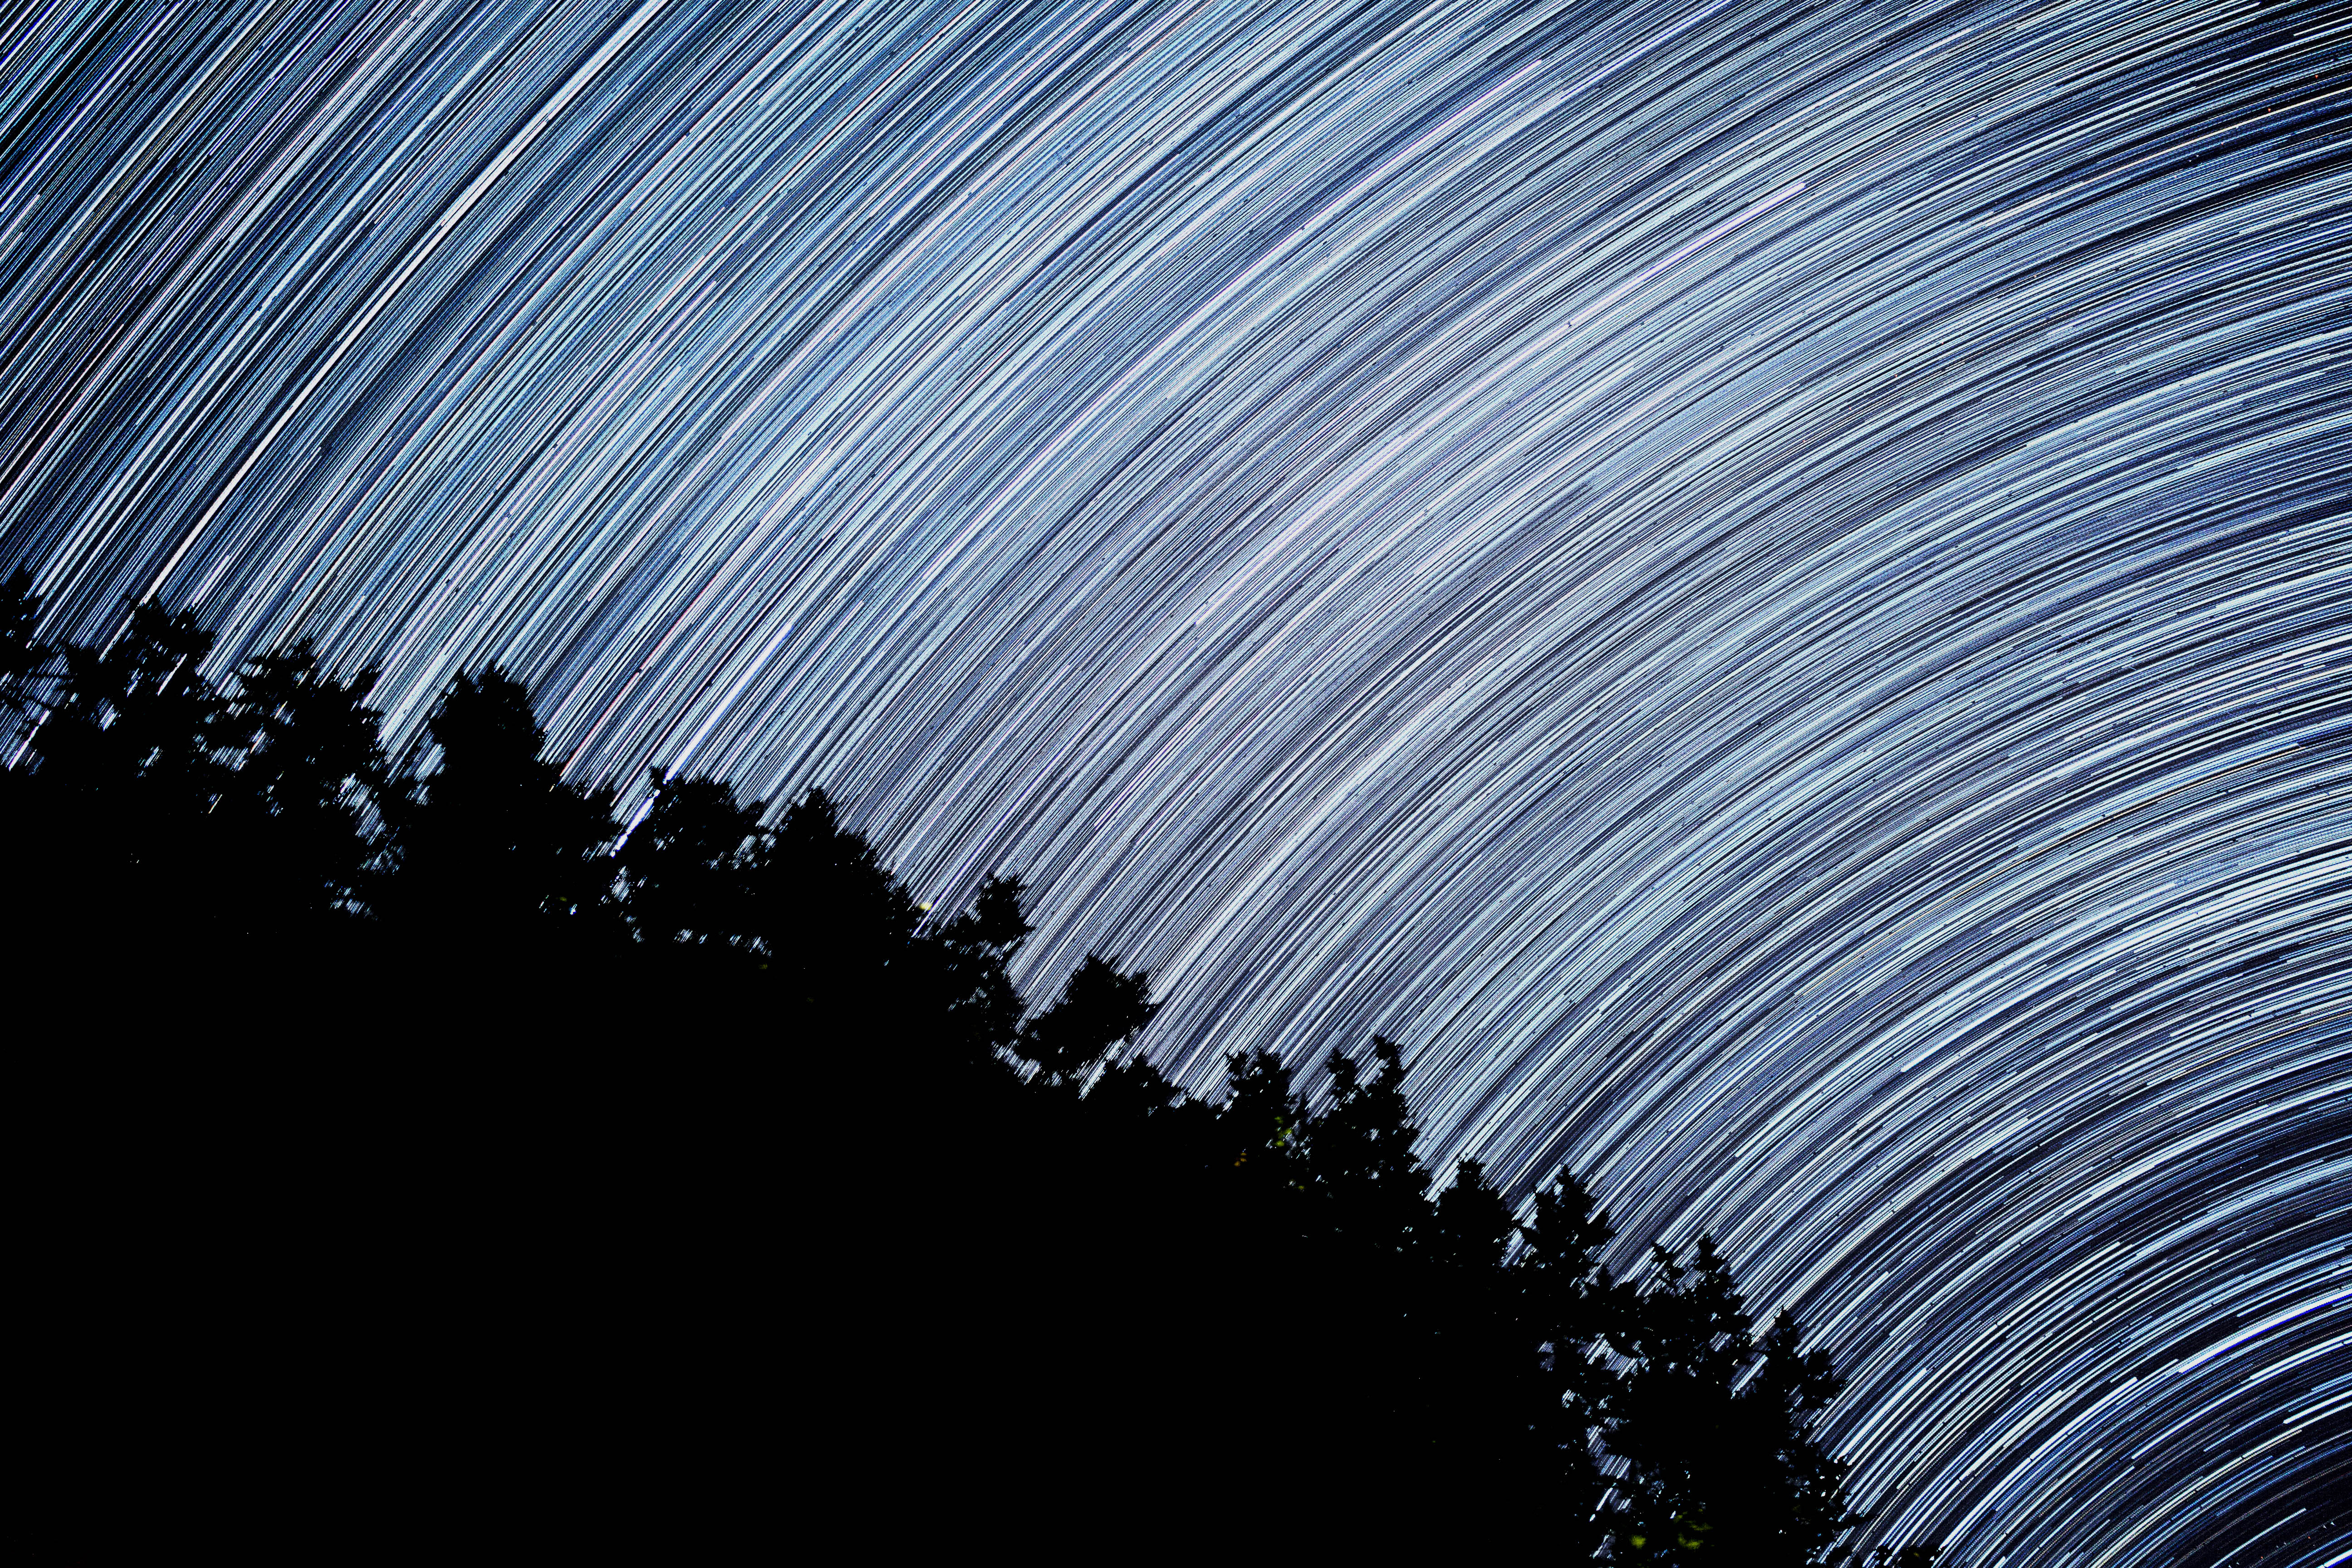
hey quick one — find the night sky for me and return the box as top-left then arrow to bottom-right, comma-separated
3,0 -> 2347,1557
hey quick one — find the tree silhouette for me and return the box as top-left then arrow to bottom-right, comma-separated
212,642 -> 392,944
379,665 -> 619,958
1746,1308 -> 1865,1561
0,565 -> 49,738
1430,1156 -> 1515,1274
34,599 -> 234,814
1305,1034 -> 1430,1253
1079,1041 -> 1192,1120
1015,951 -> 1159,1086
1515,1170 -> 1629,1549
9,598 -> 244,968
0,590 -> 1946,1560
749,786 -> 924,1037
616,769 -> 763,959
921,871 -> 1032,1068
1402,1153 -> 1530,1494
1602,1237 -> 1860,1565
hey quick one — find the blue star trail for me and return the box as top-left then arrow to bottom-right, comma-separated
2,0 -> 2345,1557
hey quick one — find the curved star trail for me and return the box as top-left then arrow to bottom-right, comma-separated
3,0 -> 2346,1555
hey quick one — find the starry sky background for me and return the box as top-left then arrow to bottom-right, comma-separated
3,0 -> 2347,1557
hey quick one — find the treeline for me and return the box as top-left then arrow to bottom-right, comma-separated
4,573 -> 1934,1562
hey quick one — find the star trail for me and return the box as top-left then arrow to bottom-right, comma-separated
2,0 -> 2346,1556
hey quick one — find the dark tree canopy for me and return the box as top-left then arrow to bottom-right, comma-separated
379,665 -> 620,947
616,769 -> 764,957
1017,949 -> 1160,1084
212,643 -> 392,941
2,586 -> 1937,1563
1,565 -> 47,733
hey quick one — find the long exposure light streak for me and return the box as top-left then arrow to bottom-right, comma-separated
2,0 -> 2345,1557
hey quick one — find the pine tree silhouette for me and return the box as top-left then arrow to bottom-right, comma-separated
749,786 -> 924,1042
1602,1236 -> 1862,1565
1305,1034 -> 1430,1254
1514,1170 -> 1629,1548
0,590 -> 1950,1561
379,665 -> 619,964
